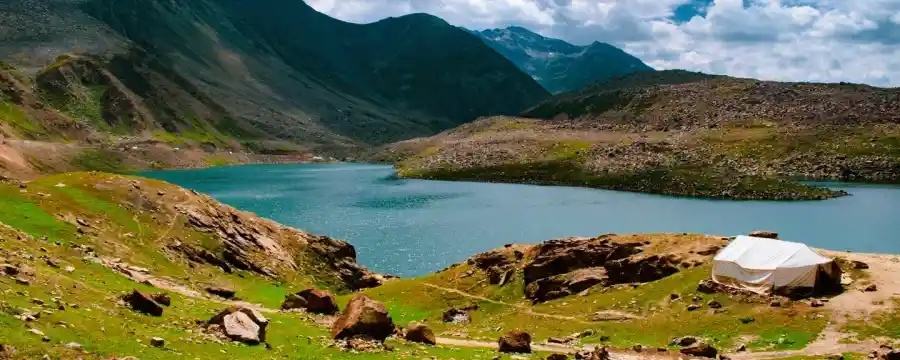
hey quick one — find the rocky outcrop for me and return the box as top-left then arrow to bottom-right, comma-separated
331,295 -> 394,342
604,255 -> 680,284
122,290 -> 164,316
404,322 -> 436,345
281,289 -> 339,314
442,305 -> 478,324
498,330 -> 532,353
205,286 -> 236,299
207,307 -> 269,345
748,231 -> 779,239
170,190 -> 381,290
523,236 -> 639,284
525,267 -> 607,302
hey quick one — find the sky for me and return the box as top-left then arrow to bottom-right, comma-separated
306,0 -> 900,87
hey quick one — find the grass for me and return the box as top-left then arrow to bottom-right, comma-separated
841,299 -> 900,341
204,156 -> 237,167
0,173 -> 522,359
364,263 -> 830,351
0,101 -> 42,134
72,149 -> 134,173
398,160 -> 841,200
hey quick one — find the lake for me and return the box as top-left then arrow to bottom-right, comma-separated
142,163 -> 900,277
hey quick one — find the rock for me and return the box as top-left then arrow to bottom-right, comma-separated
826,354 -> 843,360
281,289 -> 339,315
670,293 -> 681,300
736,343 -> 747,352
769,300 -> 782,307
865,284 -> 878,292
523,237 -> 639,284
851,260 -> 870,270
574,347 -> 610,360
680,342 -> 718,358
526,267 -> 608,303
331,294 -> 394,342
604,255 -> 680,285
404,322 -> 436,345
31,298 -> 44,305
498,330 -> 532,353
122,290 -> 164,316
442,306 -> 477,324
14,277 -> 30,286
548,337 -> 568,344
740,317 -> 756,324
27,328 -> 45,336
64,342 -> 82,349
632,344 -> 643,352
208,307 -> 269,345
150,337 -> 165,348
707,300 -> 722,309
204,286 -> 236,299
811,299 -> 825,307
748,231 -> 778,239
697,279 -> 718,294
547,354 -> 569,360
151,293 -> 171,307
687,304 -> 701,311
881,349 -> 900,360
1,264 -> 19,276
64,266 -> 75,273
670,336 -> 699,347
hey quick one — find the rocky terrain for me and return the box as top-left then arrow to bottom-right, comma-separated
374,71 -> 900,200
0,172 -> 898,359
473,27 -> 653,94
0,0 -> 548,163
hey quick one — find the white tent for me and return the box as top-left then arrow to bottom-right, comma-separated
712,236 -> 841,295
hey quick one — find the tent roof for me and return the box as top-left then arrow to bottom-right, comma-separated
713,236 -> 833,270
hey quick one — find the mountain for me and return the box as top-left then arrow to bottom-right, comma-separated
472,26 -> 653,94
0,0 -> 549,156
374,71 -> 900,200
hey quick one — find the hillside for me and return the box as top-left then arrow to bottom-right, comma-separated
0,0 -> 548,157
473,27 -> 653,94
375,72 -> 900,200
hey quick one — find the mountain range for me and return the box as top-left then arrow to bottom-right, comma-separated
472,26 -> 653,94
0,0 -> 549,153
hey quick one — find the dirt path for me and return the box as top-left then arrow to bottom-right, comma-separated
423,283 -> 638,323
435,337 -> 675,359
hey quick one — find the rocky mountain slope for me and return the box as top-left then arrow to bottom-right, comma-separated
0,0 -> 548,154
374,71 -> 900,200
473,27 -> 653,94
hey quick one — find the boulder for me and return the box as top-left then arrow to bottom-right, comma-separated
687,304 -> 701,311
442,306 -> 478,323
205,286 -> 236,299
680,342 -> 718,358
150,337 -> 165,348
574,347 -> 610,360
881,349 -> 900,360
864,284 -> 878,292
498,330 -> 532,353
670,336 -> 698,347
487,266 -> 515,286
748,231 -> 778,239
207,307 -> 269,345
122,290 -> 164,316
697,279 -> 719,294
1,264 -> 20,276
281,289 -> 339,314
404,322 -> 436,345
851,260 -> 870,270
547,354 -> 569,360
331,295 -> 394,341
151,293 -> 171,307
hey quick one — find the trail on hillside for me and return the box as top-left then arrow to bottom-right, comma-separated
422,283 -> 639,323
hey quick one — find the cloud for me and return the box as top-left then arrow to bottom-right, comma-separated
306,0 -> 900,87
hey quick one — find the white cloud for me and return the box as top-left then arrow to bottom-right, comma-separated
305,0 -> 900,87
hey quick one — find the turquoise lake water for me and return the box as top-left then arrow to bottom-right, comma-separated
143,163 -> 900,277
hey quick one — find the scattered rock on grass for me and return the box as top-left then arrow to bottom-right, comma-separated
670,336 -> 698,347
204,286 -> 236,299
150,337 -> 165,348
442,306 -> 477,324
122,290 -> 164,316
404,322 -> 436,345
574,346 -> 610,360
331,294 -> 394,342
281,289 -> 339,315
707,300 -> 722,309
687,304 -> 701,311
207,307 -> 269,345
27,328 -> 45,337
680,342 -> 718,358
697,280 -> 718,294
498,330 -> 532,353
547,354 -> 568,360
